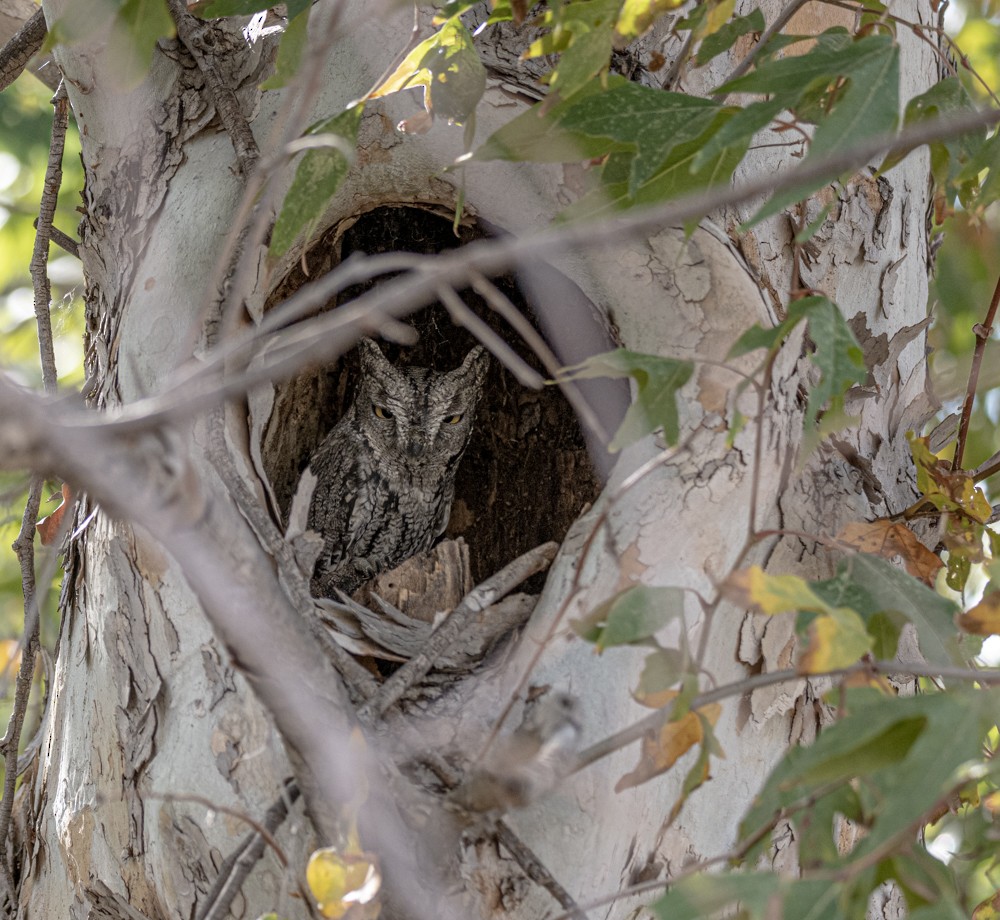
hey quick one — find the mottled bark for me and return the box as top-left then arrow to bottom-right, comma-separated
15,0 -> 939,918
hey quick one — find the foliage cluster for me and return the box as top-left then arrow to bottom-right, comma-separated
4,0 -> 1000,917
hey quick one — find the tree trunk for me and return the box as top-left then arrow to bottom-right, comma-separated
15,0 -> 940,917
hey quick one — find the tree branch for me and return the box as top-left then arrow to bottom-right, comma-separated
91,106 -> 1000,440
953,270 -> 1000,470
165,0 -> 260,177
0,8 -> 46,94
573,659 -> 1000,772
357,542 -> 559,721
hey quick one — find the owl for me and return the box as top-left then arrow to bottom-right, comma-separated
307,337 -> 491,597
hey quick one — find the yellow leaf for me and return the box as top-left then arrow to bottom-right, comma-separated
306,847 -> 381,920
972,890 -> 1000,920
704,0 -> 736,36
614,703 -> 721,791
798,608 -> 872,672
958,591 -> 1000,636
723,566 -> 832,616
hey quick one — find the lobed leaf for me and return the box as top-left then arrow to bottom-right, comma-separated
557,349 -> 694,449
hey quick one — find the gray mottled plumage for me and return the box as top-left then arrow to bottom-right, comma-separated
308,338 -> 490,596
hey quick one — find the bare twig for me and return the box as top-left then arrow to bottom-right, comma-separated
29,83 -> 69,396
953,270 -> 1000,470
494,820 -> 588,919
33,220 -> 80,260
0,84 -> 71,893
0,477 -> 42,898
434,284 -> 545,388
717,0 -> 812,90
0,8 -> 46,94
358,542 -> 559,720
573,658 -> 1000,773
151,782 -> 312,920
93,105 -> 1000,438
165,0 -> 260,177
972,448 -> 1000,484
476,431 -> 702,760
209,0 -> 350,345
468,269 -> 610,444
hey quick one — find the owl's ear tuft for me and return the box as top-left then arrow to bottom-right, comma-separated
358,338 -> 391,375
457,345 -> 491,390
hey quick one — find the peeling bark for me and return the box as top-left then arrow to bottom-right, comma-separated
17,0 -> 940,917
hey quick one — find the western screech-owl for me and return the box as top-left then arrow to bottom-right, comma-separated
308,338 -> 490,596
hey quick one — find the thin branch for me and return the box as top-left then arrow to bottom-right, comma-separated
573,658 -> 1000,772
90,104 -> 1000,439
0,477 -> 42,898
33,220 -> 80,260
29,83 -> 69,396
953,270 -> 1000,470
357,542 -> 559,721
434,284 -> 545,388
165,0 -> 260,177
0,8 -> 46,94
717,0 -> 811,90
494,820 -> 588,919
0,85 -> 71,893
467,269 -> 610,444
151,782 -> 315,920
476,432 -> 701,761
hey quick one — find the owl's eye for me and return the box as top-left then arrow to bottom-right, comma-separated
446,413 -> 463,425
373,404 -> 393,420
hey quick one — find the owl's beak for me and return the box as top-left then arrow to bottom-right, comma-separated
406,439 -> 426,459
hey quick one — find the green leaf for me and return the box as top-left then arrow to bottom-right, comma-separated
691,98 -> 783,169
113,0 -> 175,86
558,82 -> 722,192
269,105 -> 363,261
260,5 -> 309,90
563,113 -> 747,221
432,0 -> 482,22
728,296 -> 865,429
841,554 -> 963,666
728,297 -> 812,358
525,0 -> 620,98
549,17 -> 616,98
881,77 -> 978,175
748,39 -> 899,223
49,0 -> 175,87
715,29 -> 882,99
637,648 -> 690,696
695,8 -> 765,65
571,585 -> 685,651
812,42 -> 899,159
714,31 -> 900,225
470,79 -> 628,162
196,0 -> 272,16
557,349 -> 694,449
368,16 -> 485,127
741,688 -> 999,872
865,610 -> 905,659
801,296 -> 867,427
